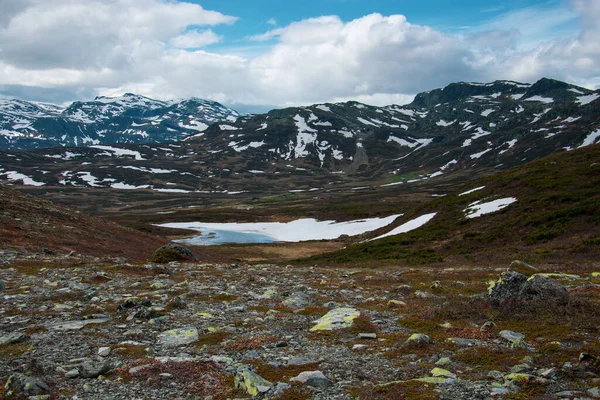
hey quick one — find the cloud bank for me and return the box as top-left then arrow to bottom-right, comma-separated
0,0 -> 598,108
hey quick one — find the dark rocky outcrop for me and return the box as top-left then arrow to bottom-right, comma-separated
487,269 -> 569,304
148,243 -> 197,264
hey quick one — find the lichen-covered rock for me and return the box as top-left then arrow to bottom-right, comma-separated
431,367 -> 456,379
487,270 -> 528,303
310,307 -> 359,331
404,333 -> 434,347
487,269 -> 569,304
290,371 -> 331,388
149,243 -> 197,264
234,366 -> 273,396
157,327 -> 198,347
4,373 -> 50,398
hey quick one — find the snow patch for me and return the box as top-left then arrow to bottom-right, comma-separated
90,145 -> 144,160
459,186 -> 485,196
578,129 -> 600,148
464,198 -> 517,219
577,93 -> 600,106
371,213 -> 437,241
524,96 -> 554,104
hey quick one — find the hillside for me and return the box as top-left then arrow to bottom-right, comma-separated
0,94 -> 239,149
0,183 -> 166,260
305,144 -> 600,266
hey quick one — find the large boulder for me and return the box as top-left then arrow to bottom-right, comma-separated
149,243 -> 197,264
487,269 -> 569,304
520,275 -> 569,303
486,270 -> 528,303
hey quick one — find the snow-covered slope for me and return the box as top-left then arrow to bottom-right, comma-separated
0,94 -> 239,149
1,78 -> 599,193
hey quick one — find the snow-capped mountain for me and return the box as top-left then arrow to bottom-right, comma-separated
1,78 -> 599,194
0,94 -> 239,149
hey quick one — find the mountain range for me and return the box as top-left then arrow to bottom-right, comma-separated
0,94 -> 239,149
0,78 -> 599,195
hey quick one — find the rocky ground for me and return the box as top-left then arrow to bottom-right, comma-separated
1,249 -> 599,399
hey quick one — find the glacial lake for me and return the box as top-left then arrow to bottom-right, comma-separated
174,228 -> 275,246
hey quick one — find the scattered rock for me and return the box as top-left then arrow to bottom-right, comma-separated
157,327 -> 199,347
431,367 -> 456,379
98,347 -> 111,357
404,333 -> 434,347
234,366 -> 273,396
0,332 -> 29,345
510,260 -> 538,272
499,330 -> 525,344
148,243 -> 197,264
310,307 -> 360,331
480,321 -> 496,332
358,333 -> 377,339
290,370 -> 332,389
78,360 -> 118,379
4,373 -> 50,397
46,317 -> 110,331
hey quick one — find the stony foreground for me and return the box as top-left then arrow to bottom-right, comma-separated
1,251 -> 600,399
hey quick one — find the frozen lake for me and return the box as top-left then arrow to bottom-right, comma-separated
159,215 -> 402,246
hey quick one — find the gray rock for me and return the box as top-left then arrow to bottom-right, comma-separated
98,347 -> 111,357
520,275 -> 569,303
510,363 -> 531,373
0,332 -> 29,345
480,321 -> 496,332
4,373 -> 50,397
487,269 -> 569,304
65,369 -> 80,379
486,270 -> 528,303
404,333 -> 434,347
157,327 -> 199,347
358,333 -> 377,339
47,318 -> 110,331
539,367 -> 556,379
78,360 -> 117,378
499,330 -> 525,344
290,370 -> 331,388
510,260 -> 538,271
448,338 -> 485,347
0,279 -> 5,291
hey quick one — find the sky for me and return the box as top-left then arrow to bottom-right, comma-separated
0,0 -> 599,112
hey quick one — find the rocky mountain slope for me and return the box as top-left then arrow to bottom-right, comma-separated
0,78 -> 598,203
0,94 -> 239,149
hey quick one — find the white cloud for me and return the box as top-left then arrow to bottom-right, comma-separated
0,0 -> 599,109
267,18 -> 277,26
170,30 -> 222,48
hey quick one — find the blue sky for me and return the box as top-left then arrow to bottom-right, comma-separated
0,0 -> 597,110
194,0 -> 579,48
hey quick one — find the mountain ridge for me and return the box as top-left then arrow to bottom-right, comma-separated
0,94 -> 239,149
0,77 -> 599,197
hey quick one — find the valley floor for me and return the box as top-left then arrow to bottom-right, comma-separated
1,250 -> 599,399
